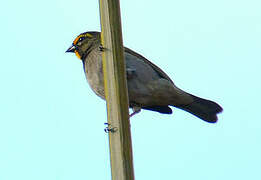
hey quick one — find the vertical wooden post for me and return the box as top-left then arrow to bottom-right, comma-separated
99,0 -> 135,180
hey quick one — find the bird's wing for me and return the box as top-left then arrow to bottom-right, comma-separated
124,47 -> 174,84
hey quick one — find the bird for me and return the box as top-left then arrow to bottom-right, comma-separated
66,31 -> 223,123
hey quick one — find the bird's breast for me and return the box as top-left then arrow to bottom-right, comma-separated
83,49 -> 105,99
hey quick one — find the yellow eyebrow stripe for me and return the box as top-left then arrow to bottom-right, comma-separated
85,33 -> 93,38
73,33 -> 93,45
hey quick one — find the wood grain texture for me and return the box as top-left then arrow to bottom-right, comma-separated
99,0 -> 135,179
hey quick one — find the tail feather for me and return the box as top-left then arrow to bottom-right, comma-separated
176,94 -> 223,123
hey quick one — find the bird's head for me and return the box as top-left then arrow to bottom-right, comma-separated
66,31 -> 101,60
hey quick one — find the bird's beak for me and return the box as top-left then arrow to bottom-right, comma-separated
66,45 -> 76,53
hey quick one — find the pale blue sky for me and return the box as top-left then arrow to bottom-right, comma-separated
0,0 -> 260,179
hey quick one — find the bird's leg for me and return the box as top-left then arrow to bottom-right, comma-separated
130,106 -> 141,117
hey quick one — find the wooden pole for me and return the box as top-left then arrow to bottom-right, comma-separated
98,0 -> 135,180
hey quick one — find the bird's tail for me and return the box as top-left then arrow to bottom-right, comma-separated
176,94 -> 223,123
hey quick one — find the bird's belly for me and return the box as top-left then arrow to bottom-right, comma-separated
86,73 -> 105,99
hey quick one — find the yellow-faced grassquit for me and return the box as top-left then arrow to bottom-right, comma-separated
66,31 -> 223,123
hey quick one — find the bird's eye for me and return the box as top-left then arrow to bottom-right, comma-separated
78,37 -> 85,42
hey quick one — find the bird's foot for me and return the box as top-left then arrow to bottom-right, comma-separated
104,123 -> 118,133
130,106 -> 141,117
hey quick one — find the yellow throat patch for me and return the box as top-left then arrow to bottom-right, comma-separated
75,51 -> 81,59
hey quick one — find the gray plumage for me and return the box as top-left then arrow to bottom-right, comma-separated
66,31 -> 223,123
